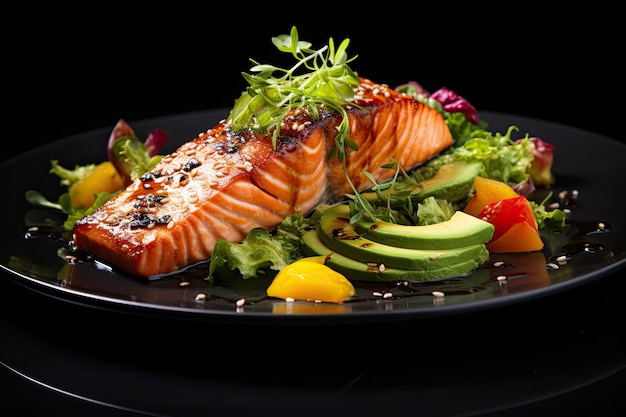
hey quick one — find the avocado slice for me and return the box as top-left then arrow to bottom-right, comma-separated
318,204 -> 489,271
301,224 -> 489,283
361,159 -> 483,204
354,210 -> 494,250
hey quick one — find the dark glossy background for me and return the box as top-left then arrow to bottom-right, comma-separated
3,7 -> 625,417
4,8 -> 623,161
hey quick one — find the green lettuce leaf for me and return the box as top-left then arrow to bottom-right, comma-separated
207,213 -> 316,282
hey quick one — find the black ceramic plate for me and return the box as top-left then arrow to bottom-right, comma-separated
1,109 -> 625,323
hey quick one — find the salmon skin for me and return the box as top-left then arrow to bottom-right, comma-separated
72,78 -> 454,277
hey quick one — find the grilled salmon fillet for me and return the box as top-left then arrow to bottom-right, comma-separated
72,78 -> 454,277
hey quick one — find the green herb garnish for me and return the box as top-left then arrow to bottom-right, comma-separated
228,26 -> 361,156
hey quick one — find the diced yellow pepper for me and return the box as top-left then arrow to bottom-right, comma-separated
69,161 -> 124,208
267,256 -> 355,304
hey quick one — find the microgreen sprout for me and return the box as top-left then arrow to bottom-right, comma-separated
228,26 -> 361,156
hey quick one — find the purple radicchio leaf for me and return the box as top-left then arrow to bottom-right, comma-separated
144,129 -> 169,156
512,177 -> 536,197
430,87 -> 480,125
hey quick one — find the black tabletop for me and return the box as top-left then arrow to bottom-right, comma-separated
3,8 -> 624,417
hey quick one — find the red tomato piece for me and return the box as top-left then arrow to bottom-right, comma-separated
478,196 -> 529,242
477,195 -> 543,252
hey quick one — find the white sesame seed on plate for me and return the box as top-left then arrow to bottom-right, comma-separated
546,262 -> 560,270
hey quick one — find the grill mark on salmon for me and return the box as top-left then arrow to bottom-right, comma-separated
72,78 -> 454,277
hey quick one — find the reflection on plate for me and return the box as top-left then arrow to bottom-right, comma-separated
1,109 -> 625,323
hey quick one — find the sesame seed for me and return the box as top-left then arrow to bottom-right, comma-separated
195,293 -> 206,301
179,281 -> 190,287
383,292 -> 393,299
285,297 -> 295,303
432,292 -> 445,306
556,255 -> 567,263
572,189 -> 579,198
598,222 -> 605,230
236,298 -> 246,307
493,261 -> 505,267
559,190 -> 568,199
372,291 -> 383,297
378,264 -> 386,272
546,262 -> 560,270
496,275 -> 507,281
